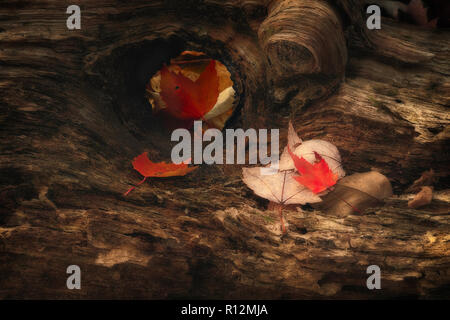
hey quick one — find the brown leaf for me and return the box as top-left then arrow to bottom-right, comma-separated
408,0 -> 437,27
408,186 -> 433,209
405,169 -> 435,193
313,171 -> 393,216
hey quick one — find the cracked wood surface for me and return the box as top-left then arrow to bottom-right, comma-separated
0,0 -> 449,298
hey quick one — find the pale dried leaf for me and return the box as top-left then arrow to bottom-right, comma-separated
288,121 -> 302,149
204,86 -> 235,120
147,91 -> 166,113
279,121 -> 303,170
278,146 -> 292,171
242,167 -> 321,205
215,61 -> 234,92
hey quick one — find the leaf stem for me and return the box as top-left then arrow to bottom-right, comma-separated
124,176 -> 148,196
278,205 -> 287,234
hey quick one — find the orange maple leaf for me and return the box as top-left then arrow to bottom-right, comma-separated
124,152 -> 197,196
160,59 -> 219,121
288,146 -> 338,194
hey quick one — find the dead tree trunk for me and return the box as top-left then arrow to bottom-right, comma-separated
0,0 -> 449,299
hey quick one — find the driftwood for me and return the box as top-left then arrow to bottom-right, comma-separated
0,0 -> 449,299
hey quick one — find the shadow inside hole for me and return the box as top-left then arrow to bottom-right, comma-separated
91,37 -> 244,160
106,38 -> 185,139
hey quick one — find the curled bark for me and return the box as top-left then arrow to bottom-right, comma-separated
258,0 -> 348,77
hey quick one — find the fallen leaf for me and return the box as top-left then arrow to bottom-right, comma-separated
375,0 -> 408,18
242,121 -> 350,232
132,152 -> 196,178
168,58 -> 231,92
288,147 -> 338,194
124,152 -> 197,196
405,169 -> 435,193
279,133 -> 345,179
203,86 -> 236,129
179,50 -> 207,57
215,61 -> 234,93
160,59 -> 219,121
408,0 -> 437,27
313,171 -> 393,216
242,166 -> 321,233
147,54 -> 234,129
279,121 -> 303,169
203,95 -> 235,130
242,167 -> 322,205
286,121 -> 303,149
242,121 -> 335,233
373,0 -> 441,27
408,186 -> 433,209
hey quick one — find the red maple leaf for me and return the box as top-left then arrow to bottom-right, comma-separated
160,59 -> 219,121
288,146 -> 338,194
124,152 -> 197,196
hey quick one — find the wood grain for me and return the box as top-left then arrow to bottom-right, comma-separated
0,0 -> 449,299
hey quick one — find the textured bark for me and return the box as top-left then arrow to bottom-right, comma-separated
0,0 -> 449,299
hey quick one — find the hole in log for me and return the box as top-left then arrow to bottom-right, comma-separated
145,50 -> 236,131
89,37 -> 244,161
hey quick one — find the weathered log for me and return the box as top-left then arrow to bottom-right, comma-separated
258,0 -> 347,76
0,0 -> 449,299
